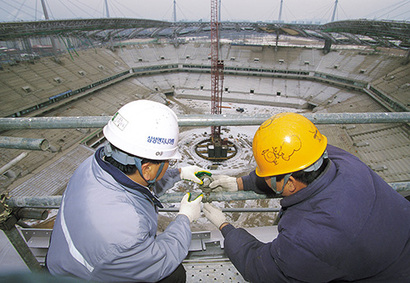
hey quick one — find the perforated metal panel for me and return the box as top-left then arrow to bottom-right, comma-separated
10,145 -> 94,197
184,260 -> 247,283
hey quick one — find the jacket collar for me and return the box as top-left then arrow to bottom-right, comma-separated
280,159 -> 336,208
95,147 -> 164,208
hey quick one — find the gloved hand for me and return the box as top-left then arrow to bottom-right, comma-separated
180,166 -> 211,185
178,193 -> 203,223
203,203 -> 227,229
209,175 -> 238,191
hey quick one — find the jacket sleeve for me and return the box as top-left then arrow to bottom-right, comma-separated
241,170 -> 276,195
155,168 -> 181,196
221,224 -> 290,283
92,215 -> 191,282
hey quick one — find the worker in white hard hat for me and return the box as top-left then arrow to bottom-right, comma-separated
204,112 -> 410,283
47,100 -> 209,282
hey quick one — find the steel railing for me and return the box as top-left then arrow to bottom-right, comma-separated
1,112 -> 409,271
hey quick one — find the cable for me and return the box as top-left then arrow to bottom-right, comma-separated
35,0 -> 38,21
160,1 -> 174,21
282,2 -> 299,22
338,4 -> 350,20
69,0 -> 104,18
365,0 -> 407,17
393,8 -> 410,20
110,0 -> 127,18
111,0 -> 142,18
377,1 -> 409,19
364,0 -> 409,20
175,1 -> 201,22
0,0 -> 37,20
264,6 -> 279,22
13,0 -> 29,21
313,2 -> 334,23
55,0 -> 78,19
220,0 -> 235,21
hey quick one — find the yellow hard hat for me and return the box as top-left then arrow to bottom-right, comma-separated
253,112 -> 327,177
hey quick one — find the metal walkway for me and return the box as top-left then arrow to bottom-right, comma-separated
9,145 -> 94,197
0,226 -> 279,282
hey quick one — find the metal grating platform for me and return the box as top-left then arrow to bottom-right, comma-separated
10,145 -> 95,197
1,226 -> 279,282
184,260 -> 247,282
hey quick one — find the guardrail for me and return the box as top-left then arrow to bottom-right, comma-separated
1,112 -> 409,271
1,112 -> 409,150
1,112 -> 409,130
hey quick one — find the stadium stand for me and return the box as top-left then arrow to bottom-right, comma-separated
1,42 -> 409,191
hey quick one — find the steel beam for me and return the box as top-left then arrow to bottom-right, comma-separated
5,182 -> 409,209
0,152 -> 28,175
0,18 -> 170,40
2,227 -> 42,271
160,207 -> 280,213
1,19 -> 408,42
0,112 -> 409,131
0,200 -> 42,271
0,136 -> 49,151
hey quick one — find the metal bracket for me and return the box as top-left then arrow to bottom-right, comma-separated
198,174 -> 215,203
0,194 -> 42,271
189,231 -> 212,251
0,194 -> 18,231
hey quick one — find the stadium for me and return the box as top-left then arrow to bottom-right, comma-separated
0,0 -> 409,281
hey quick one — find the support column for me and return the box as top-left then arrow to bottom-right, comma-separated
22,37 -> 33,54
41,0 -> 58,56
403,49 -> 410,65
323,38 -> 332,54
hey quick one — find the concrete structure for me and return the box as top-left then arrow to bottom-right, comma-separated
0,21 -> 409,280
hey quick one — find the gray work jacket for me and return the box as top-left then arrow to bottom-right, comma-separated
47,148 -> 190,282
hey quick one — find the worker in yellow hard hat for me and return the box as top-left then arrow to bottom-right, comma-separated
204,112 -> 410,282
252,112 -> 328,196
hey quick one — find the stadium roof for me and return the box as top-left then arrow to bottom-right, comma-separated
0,19 -> 409,48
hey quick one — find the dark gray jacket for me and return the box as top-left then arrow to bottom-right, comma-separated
222,145 -> 410,282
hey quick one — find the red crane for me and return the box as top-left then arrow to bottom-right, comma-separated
210,0 -> 224,144
195,1 -> 235,162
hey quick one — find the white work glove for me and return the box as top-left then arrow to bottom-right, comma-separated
180,166 -> 211,185
209,175 -> 238,192
178,193 -> 203,223
203,203 -> 227,229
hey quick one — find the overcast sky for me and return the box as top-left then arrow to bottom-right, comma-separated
1,0 -> 409,23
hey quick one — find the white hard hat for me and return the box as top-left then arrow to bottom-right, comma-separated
103,100 -> 181,160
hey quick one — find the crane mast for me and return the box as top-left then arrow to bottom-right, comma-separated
195,0 -> 235,162
210,0 -> 224,144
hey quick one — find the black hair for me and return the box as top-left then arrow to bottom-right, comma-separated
275,158 -> 329,186
104,144 -> 165,175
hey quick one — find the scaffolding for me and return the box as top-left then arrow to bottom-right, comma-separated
0,113 -> 409,270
